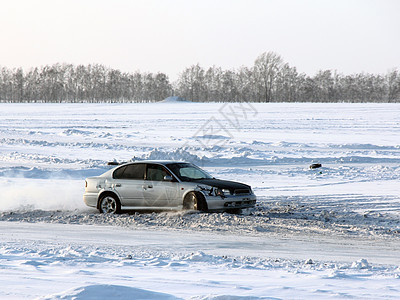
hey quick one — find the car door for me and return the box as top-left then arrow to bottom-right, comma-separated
112,163 -> 146,206
143,164 -> 179,208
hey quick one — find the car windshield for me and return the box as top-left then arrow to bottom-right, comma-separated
165,163 -> 213,182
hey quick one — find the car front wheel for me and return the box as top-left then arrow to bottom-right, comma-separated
183,192 -> 207,212
99,195 -> 121,214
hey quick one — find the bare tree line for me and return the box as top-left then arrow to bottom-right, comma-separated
0,63 -> 171,103
177,52 -> 400,103
1,52 -> 400,103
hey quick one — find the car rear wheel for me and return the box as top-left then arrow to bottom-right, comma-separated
99,195 -> 121,214
183,192 -> 207,212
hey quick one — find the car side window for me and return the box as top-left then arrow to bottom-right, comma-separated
146,164 -> 169,181
113,164 -> 145,180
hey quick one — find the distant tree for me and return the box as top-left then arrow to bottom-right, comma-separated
275,64 -> 300,102
236,66 -> 256,102
386,69 -> 400,102
313,70 -> 334,102
153,73 -> 171,100
176,64 -> 206,101
253,51 -> 284,102
13,68 -> 24,102
220,70 -> 238,102
204,66 -> 222,102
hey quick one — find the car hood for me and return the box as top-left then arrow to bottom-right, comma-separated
193,178 -> 250,190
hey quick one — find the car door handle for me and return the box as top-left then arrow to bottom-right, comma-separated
147,185 -> 153,189
115,183 -> 121,187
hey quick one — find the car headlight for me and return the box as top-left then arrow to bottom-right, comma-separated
197,185 -> 212,192
214,188 -> 223,196
214,188 -> 231,197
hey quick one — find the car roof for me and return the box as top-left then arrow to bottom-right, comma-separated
121,160 -> 190,166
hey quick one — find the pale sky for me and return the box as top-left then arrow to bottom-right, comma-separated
1,0 -> 399,80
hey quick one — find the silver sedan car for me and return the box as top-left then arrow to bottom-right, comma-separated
83,160 -> 256,213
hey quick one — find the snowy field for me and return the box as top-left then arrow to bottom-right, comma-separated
1,101 -> 400,299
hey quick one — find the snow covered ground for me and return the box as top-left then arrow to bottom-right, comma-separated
1,101 -> 400,299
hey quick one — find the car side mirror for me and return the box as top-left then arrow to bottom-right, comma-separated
163,175 -> 173,181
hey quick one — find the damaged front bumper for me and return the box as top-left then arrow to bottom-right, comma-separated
203,194 -> 257,211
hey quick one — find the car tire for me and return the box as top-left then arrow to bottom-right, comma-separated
183,192 -> 207,212
227,208 -> 242,214
99,194 -> 121,214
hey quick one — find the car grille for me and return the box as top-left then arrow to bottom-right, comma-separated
234,189 -> 250,195
224,199 -> 256,208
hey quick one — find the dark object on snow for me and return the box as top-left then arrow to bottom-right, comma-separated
309,163 -> 322,169
305,258 -> 314,264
